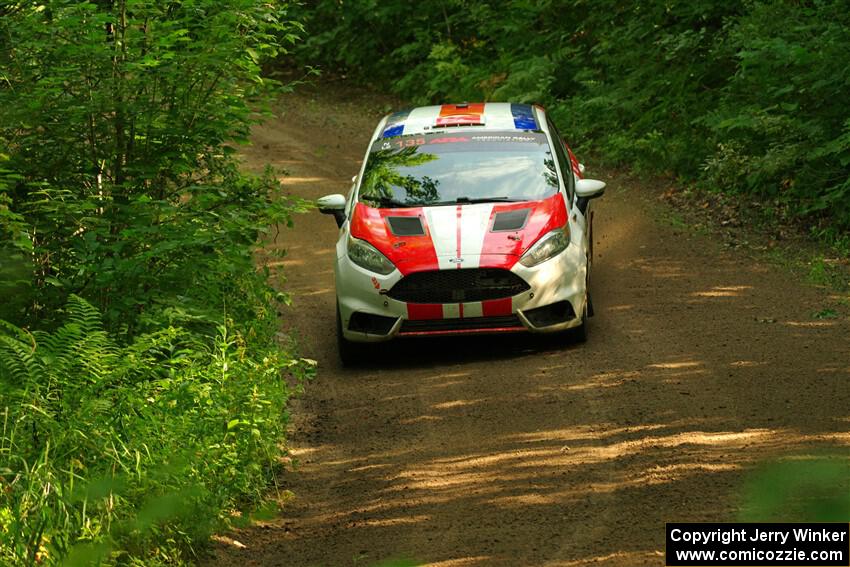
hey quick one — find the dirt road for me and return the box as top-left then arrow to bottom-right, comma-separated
209,85 -> 850,566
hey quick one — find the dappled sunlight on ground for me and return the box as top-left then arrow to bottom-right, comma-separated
293,287 -> 333,297
266,258 -> 305,267
784,320 -> 838,328
281,176 -> 328,185
691,285 -> 753,298
630,257 -> 688,278
432,399 -> 487,410
425,556 -> 493,566
729,360 -> 764,368
555,550 -> 664,565
647,361 -> 702,369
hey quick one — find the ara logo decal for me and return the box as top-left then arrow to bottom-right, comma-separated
381,141 -> 392,150
370,276 -> 381,290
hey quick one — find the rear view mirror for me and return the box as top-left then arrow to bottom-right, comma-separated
318,194 -> 347,227
575,178 -> 605,215
575,178 -> 605,199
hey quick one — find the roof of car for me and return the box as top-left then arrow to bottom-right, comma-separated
379,102 -> 542,138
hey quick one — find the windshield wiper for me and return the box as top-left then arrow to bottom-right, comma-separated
460,196 -> 524,204
431,196 -> 525,206
360,195 -> 412,208
363,195 -> 527,208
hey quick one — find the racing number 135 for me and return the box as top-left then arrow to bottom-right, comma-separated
395,138 -> 425,148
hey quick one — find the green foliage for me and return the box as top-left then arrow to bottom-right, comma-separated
0,1 -> 315,564
296,0 -> 850,230
741,458 -> 850,522
0,0 -> 305,331
0,296 -> 315,565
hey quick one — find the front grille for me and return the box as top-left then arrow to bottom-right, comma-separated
388,268 -> 530,304
400,315 -> 524,334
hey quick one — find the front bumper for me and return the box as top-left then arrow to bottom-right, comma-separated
336,243 -> 587,343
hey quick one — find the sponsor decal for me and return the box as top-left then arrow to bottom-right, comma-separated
470,135 -> 536,142
381,109 -> 412,138
369,131 -> 547,153
436,103 -> 486,127
511,103 -> 538,130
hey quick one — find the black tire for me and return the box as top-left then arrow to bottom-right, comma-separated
336,303 -> 364,367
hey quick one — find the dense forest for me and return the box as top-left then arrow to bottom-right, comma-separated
298,0 -> 850,245
1,0 -> 848,565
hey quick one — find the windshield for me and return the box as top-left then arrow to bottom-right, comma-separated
358,131 -> 559,207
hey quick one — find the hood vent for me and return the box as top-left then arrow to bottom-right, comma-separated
491,209 -> 530,232
387,216 -> 425,236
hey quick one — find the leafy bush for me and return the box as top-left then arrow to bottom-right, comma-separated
0,1 -> 315,564
0,0 -> 305,332
296,0 -> 850,231
0,296 -> 314,565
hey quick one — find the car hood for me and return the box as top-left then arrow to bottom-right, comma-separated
349,193 -> 567,275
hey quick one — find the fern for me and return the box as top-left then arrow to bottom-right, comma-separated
0,322 -> 41,388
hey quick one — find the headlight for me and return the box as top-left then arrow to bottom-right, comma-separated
347,236 -> 396,275
519,225 -> 570,267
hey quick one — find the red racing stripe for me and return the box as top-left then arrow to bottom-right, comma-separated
567,146 -> 583,179
482,297 -> 512,316
407,304 -> 444,320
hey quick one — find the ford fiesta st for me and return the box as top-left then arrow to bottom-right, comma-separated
318,103 -> 605,365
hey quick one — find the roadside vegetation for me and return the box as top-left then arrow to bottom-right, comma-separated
0,1 -> 313,565
296,0 -> 850,251
2,1 -> 848,564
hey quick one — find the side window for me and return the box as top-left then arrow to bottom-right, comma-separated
546,119 -> 575,202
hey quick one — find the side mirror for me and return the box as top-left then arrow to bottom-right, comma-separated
575,178 -> 605,215
317,194 -> 347,227
576,178 -> 605,199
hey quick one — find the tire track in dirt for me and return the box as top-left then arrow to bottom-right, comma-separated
208,84 -> 850,566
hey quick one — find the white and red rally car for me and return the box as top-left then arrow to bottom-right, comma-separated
318,103 -> 605,365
